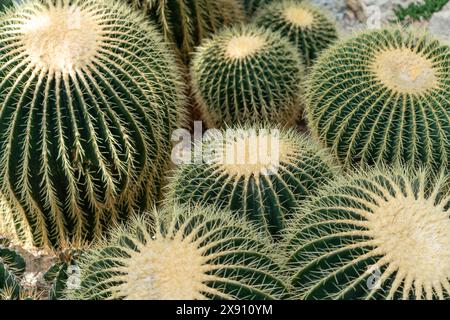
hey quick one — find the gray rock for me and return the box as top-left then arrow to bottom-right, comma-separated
429,9 -> 450,41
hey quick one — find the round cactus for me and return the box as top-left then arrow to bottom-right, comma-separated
130,0 -> 244,64
167,125 -> 338,238
284,166 -> 450,300
306,28 -> 450,170
191,26 -> 305,127
0,0 -> 185,248
66,205 -> 287,300
254,0 -> 338,67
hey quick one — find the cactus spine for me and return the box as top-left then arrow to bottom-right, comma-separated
254,0 -> 338,67
167,125 -> 338,237
306,28 -> 450,170
0,0 -> 185,248
67,205 -> 287,300
130,0 -> 244,63
0,245 -> 26,299
191,26 -> 305,127
284,166 -> 450,300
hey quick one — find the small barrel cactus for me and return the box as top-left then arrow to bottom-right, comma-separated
167,125 -> 338,237
306,28 -> 450,170
0,0 -> 185,248
191,26 -> 305,127
284,166 -> 450,300
130,0 -> 244,64
254,0 -> 338,67
66,205 -> 287,300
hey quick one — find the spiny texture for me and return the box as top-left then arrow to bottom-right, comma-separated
242,0 -> 272,17
192,26 -> 305,128
0,246 -> 26,299
130,0 -> 244,64
0,0 -> 185,248
284,167 -> 450,300
306,28 -> 450,170
254,0 -> 338,67
0,0 -> 14,11
67,205 -> 287,300
167,126 -> 338,238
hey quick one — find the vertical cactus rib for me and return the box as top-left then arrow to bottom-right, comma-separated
191,25 -> 305,128
0,0 -> 185,248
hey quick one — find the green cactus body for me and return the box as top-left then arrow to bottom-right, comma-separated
191,26 -> 305,127
243,0 -> 272,16
130,0 -> 244,64
167,126 -> 337,238
0,0 -> 185,248
254,0 -> 338,67
306,28 -> 450,170
67,205 -> 287,300
0,0 -> 15,11
0,246 -> 26,299
284,167 -> 450,300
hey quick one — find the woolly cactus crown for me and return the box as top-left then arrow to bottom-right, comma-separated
284,166 -> 450,300
191,25 -> 305,127
306,28 -> 450,170
0,0 -> 185,248
67,205 -> 287,300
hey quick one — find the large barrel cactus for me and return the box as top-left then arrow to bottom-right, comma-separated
0,0 -> 185,248
66,205 -> 287,300
306,28 -> 450,170
254,0 -> 338,67
284,166 -> 450,300
130,0 -> 244,64
191,26 -> 305,127
167,126 -> 338,238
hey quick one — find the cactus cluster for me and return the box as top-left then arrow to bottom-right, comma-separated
167,125 -> 337,237
191,25 -> 305,127
130,0 -> 244,64
0,0 -> 185,248
0,0 -> 448,302
306,28 -> 450,170
67,205 -> 287,300
284,167 -> 450,300
254,0 -> 338,67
